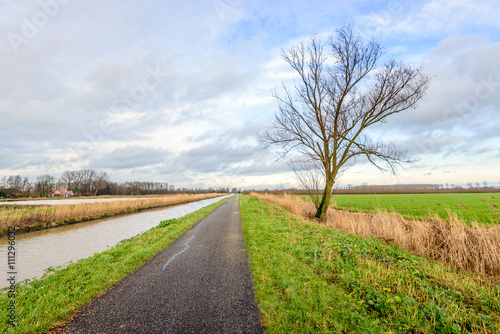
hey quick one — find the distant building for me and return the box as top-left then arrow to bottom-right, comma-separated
49,190 -> 74,197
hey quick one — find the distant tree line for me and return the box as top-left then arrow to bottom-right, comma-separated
242,182 -> 500,196
334,183 -> 497,190
0,170 -> 235,198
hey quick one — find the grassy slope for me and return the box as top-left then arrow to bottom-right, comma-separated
322,193 -> 500,225
0,196 -> 230,334
240,195 -> 500,333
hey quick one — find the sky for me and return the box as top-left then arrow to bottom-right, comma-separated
0,0 -> 499,190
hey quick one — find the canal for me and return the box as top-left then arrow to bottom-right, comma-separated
0,195 -> 230,289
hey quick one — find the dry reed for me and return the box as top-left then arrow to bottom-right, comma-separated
251,192 -> 500,277
0,193 -> 223,235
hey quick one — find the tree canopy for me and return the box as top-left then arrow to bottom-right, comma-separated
262,25 -> 431,219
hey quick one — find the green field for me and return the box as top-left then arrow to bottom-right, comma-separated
240,195 -> 500,333
0,206 -> 51,216
320,193 -> 500,225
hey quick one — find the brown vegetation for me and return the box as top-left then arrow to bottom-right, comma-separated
250,193 -> 500,278
0,193 -> 223,235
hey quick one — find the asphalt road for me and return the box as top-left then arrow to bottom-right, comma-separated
56,195 -> 264,333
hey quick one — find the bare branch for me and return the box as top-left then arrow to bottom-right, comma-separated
261,24 -> 431,219
289,159 -> 324,210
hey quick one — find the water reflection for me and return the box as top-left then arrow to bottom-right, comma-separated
0,196 -> 229,288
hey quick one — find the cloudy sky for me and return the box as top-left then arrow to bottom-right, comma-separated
1,0 -> 499,189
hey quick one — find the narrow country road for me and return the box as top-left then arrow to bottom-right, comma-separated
56,195 -> 264,333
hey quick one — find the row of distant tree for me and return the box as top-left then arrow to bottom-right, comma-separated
0,170 -> 238,198
241,182 -> 500,196
334,182 -> 496,190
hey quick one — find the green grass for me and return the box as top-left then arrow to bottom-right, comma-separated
0,206 -> 51,216
0,196 -> 231,334
240,195 -> 500,333
307,193 -> 500,225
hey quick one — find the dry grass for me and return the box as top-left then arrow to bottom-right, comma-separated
251,192 -> 500,277
0,193 -> 223,235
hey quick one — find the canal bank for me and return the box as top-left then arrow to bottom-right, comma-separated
0,196 -> 232,334
0,195 -> 230,289
0,193 -> 223,236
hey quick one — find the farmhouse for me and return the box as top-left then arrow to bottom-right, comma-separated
49,190 -> 74,197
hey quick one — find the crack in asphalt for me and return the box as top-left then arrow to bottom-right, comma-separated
161,212 -> 209,271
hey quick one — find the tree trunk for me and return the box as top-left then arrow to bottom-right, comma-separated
315,177 -> 334,220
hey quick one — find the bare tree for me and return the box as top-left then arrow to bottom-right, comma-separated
92,170 -> 109,196
22,177 -> 31,196
6,175 -> 22,194
262,25 -> 430,219
59,170 -> 75,192
58,169 -> 100,195
35,174 -> 55,197
79,169 -> 97,195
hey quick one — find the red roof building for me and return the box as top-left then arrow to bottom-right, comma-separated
49,190 -> 74,197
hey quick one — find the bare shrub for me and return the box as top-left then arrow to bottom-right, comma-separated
289,160 -> 324,210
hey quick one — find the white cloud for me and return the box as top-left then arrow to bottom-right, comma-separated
0,0 -> 499,188
356,0 -> 500,44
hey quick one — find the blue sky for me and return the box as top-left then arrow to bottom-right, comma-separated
0,0 -> 499,189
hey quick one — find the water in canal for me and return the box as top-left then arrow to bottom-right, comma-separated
0,196 -> 230,289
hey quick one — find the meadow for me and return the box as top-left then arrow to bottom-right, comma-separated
256,192 -> 500,277
240,195 -> 500,333
0,193 -> 223,235
322,193 -> 500,225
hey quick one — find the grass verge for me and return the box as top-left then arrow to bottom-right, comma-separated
240,195 -> 500,333
0,193 -> 223,236
0,196 -> 230,334
254,193 -> 500,277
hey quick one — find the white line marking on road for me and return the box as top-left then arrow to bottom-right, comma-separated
162,218 -> 207,271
